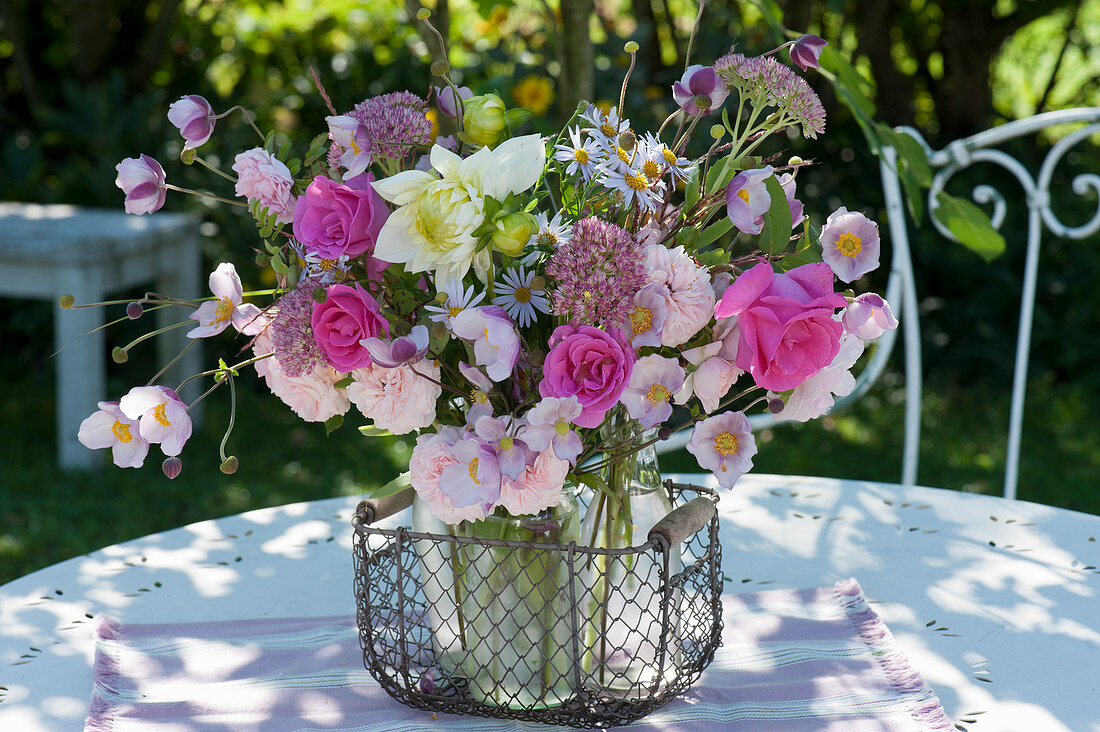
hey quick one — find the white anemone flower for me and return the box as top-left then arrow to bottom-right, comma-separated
492,267 -> 550,327
372,134 -> 546,284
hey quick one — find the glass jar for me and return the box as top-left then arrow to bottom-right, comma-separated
411,488 -> 580,709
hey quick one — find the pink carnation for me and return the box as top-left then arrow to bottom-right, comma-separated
409,428 -> 487,524
497,449 -> 569,516
253,328 -> 350,423
347,361 -> 442,435
645,244 -> 715,347
232,148 -> 297,225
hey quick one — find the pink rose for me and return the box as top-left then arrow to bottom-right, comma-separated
292,175 -> 389,260
497,449 -> 569,516
253,327 -> 350,423
347,360 -> 442,435
539,325 -> 635,428
715,262 -> 846,392
311,282 -> 389,371
232,149 -> 296,225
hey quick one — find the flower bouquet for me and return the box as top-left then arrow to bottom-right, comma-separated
75,13 -> 897,724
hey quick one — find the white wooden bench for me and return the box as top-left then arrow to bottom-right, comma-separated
0,202 -> 203,469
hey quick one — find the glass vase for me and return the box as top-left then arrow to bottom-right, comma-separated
411,489 -> 580,709
580,410 -> 680,696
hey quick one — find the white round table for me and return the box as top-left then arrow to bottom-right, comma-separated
2,474 -> 1098,730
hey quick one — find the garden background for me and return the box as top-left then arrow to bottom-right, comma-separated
2,0 -> 1099,583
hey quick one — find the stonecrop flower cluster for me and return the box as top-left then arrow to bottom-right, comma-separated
81,24 -> 897,525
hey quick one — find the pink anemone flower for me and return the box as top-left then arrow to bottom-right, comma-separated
188,263 -> 264,339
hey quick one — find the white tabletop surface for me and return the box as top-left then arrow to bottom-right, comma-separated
2,473 -> 1098,731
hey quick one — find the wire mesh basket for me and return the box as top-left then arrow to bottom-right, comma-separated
352,480 -> 723,728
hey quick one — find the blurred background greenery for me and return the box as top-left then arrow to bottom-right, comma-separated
2,0 -> 1099,583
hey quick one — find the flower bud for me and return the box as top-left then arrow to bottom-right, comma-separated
126,301 -> 144,319
788,156 -> 804,166
416,8 -> 431,20
430,61 -> 450,78
255,251 -> 270,268
657,426 -> 672,441
529,275 -> 546,291
462,93 -> 507,147
768,397 -> 786,415
162,456 -> 183,480
59,294 -> 75,309
312,287 -> 327,303
710,124 -> 725,140
112,347 -> 129,364
491,211 -> 537,255
624,41 -> 639,53
430,321 -> 448,340
180,147 -> 197,165
220,456 -> 239,474
618,130 -> 636,151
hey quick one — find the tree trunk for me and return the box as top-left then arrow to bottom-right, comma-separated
559,0 -> 595,116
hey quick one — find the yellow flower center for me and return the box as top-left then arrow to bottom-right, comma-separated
112,420 -> 133,444
536,231 -> 558,247
737,188 -> 750,204
630,306 -> 653,334
471,388 -> 489,404
555,419 -> 570,436
574,148 -> 589,164
318,258 -> 338,272
153,403 -> 171,428
350,138 -> 362,156
448,306 -> 463,318
617,147 -> 632,165
661,146 -> 677,164
642,160 -> 661,180
600,122 -> 616,137
625,172 -> 649,191
713,431 -> 739,456
645,383 -> 671,405
513,286 -> 531,304
214,297 -> 233,325
468,457 -> 482,484
837,231 -> 862,257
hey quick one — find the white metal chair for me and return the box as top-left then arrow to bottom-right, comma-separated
659,107 -> 1100,502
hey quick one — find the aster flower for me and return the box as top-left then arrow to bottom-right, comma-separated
348,91 -> 433,163
522,211 -> 574,266
686,410 -> 757,490
619,355 -> 686,429
545,216 -> 647,328
290,245 -> 352,285
425,280 -> 486,332
726,166 -> 775,235
553,126 -> 600,180
521,396 -> 584,465
270,276 -> 329,378
77,401 -> 150,468
639,133 -> 693,183
581,104 -> 630,149
492,266 -> 550,327
599,163 -> 664,214
820,207 -> 881,282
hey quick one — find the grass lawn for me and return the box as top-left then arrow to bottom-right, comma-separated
3,317 -> 1098,584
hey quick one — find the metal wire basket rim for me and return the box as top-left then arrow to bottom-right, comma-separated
355,524 -> 667,556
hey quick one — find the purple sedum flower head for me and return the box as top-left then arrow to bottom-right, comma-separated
521,396 -> 584,465
451,306 -> 521,382
115,155 -> 166,215
439,437 -> 501,510
361,325 -> 430,368
188,262 -> 264,339
628,284 -> 669,348
686,410 -> 757,490
672,65 -> 729,117
77,401 -> 150,468
726,166 -> 774,235
820,206 -> 881,283
119,385 -> 192,457
435,85 -> 473,119
843,293 -> 898,340
790,34 -> 828,71
167,95 -> 215,149
620,355 -> 686,429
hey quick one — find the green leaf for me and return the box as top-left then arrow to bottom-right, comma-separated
685,167 -> 702,211
270,251 -> 290,275
821,46 -> 876,122
932,192 -> 1006,262
365,471 -> 411,499
358,425 -> 394,438
779,247 -> 823,270
899,165 -> 924,222
705,153 -> 738,194
759,174 -> 793,255
504,107 -> 531,131
885,128 -> 932,187
324,414 -> 343,435
696,217 -> 733,249
572,471 -> 612,497
333,375 -> 354,389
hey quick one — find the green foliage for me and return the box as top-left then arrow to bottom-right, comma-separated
759,174 -> 793,255
931,192 -> 1007,262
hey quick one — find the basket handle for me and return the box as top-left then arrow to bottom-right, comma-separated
356,487 -> 415,525
648,496 -> 717,548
